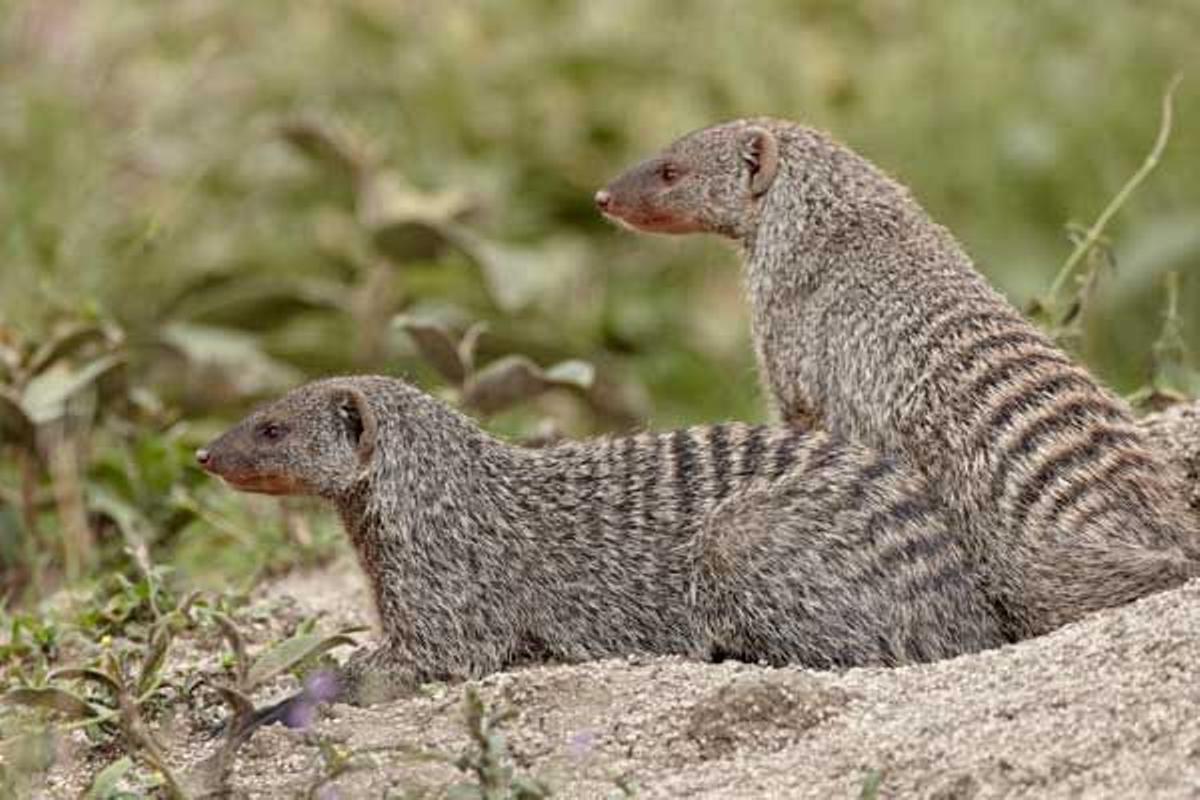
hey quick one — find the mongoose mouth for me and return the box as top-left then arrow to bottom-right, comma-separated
595,189 -> 703,235
213,471 -> 308,496
597,205 -> 703,235
195,450 -> 307,495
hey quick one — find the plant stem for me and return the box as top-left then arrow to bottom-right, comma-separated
1045,73 -> 1182,304
18,449 -> 43,595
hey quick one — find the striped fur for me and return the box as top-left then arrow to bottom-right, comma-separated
600,119 -> 1199,637
200,377 -> 1004,709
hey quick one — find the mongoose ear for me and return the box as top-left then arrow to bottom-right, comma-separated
334,388 -> 377,466
741,126 -> 779,196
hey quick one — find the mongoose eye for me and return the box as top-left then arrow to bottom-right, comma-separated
658,163 -> 680,184
258,422 -> 286,442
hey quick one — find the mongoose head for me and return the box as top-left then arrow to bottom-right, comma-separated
196,377 -> 383,500
595,119 -> 782,241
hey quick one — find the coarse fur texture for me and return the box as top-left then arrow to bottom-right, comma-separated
198,375 -> 1005,711
599,118 -> 1200,637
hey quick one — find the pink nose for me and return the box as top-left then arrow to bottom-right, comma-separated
594,189 -> 612,211
196,448 -> 211,466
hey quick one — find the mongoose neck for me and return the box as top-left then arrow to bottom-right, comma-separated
341,420 -> 526,554
746,128 -> 923,294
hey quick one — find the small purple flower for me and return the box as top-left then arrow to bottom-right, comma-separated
281,696 -> 319,729
567,729 -> 596,759
314,785 -> 340,800
306,670 -> 342,703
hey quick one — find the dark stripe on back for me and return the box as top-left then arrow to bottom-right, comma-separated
922,309 -> 1027,351
925,330 -> 1050,393
639,434 -> 663,531
709,424 -> 731,503
740,425 -> 766,479
870,499 -> 943,567
964,351 -> 1077,415
908,309 -> 1025,381
618,434 -> 639,536
1010,426 -> 1144,530
972,371 -> 1109,453
770,430 -> 803,480
672,429 -> 697,522
1042,448 -> 1158,529
988,398 -> 1131,503
804,433 -> 844,476
830,452 -> 896,519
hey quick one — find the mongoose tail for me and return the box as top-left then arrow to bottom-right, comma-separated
197,375 -> 1006,733
599,119 -> 1200,636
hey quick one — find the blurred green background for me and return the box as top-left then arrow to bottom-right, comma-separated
2,0 -> 1199,601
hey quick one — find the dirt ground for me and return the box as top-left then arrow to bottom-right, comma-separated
32,555 -> 1200,799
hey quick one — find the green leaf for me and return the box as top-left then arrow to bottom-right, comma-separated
245,631 -> 357,691
2,686 -> 102,720
279,116 -> 370,178
542,360 -> 595,390
86,756 -> 133,800
137,623 -> 173,699
156,323 -> 302,398
461,355 -> 595,415
160,274 -> 351,325
26,324 -> 120,379
446,230 -> 584,313
394,316 -> 468,385
20,354 -> 126,426
51,667 -> 123,697
461,356 -> 546,415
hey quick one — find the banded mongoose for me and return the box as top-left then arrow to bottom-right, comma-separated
597,119 -> 1200,637
197,375 -> 1003,714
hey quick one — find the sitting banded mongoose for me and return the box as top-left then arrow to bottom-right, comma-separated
197,375 -> 1003,716
597,119 -> 1199,638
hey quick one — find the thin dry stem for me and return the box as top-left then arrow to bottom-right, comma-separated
1046,73 -> 1183,303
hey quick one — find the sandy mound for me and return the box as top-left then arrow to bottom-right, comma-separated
36,559 -> 1200,799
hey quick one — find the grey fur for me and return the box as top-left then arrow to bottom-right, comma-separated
199,375 -> 1005,704
599,118 -> 1200,637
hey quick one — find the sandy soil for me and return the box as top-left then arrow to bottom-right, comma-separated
34,554 -> 1200,799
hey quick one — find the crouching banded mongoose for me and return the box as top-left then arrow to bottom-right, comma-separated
597,119 -> 1200,638
197,375 -> 1004,715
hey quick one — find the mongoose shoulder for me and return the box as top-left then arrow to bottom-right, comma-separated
198,375 -> 1003,716
598,119 -> 1199,636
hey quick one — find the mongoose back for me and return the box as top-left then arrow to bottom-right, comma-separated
198,375 -> 1003,714
597,119 -> 1199,637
